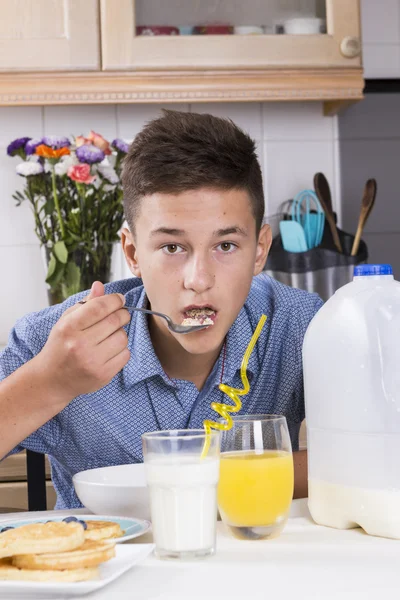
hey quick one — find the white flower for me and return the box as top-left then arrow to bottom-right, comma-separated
97,165 -> 119,185
71,207 -> 80,214
54,155 -> 75,176
16,161 -> 44,177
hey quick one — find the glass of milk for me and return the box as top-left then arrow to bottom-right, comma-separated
142,429 -> 221,560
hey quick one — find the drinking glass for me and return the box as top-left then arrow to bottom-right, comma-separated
218,415 -> 294,540
142,429 -> 220,559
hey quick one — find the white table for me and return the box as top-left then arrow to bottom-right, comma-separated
2,500 -> 400,600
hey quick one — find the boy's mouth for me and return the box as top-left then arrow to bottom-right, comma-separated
181,306 -> 216,327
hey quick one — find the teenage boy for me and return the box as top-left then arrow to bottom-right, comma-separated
0,111 -> 322,508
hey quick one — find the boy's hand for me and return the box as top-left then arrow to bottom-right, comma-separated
37,281 -> 131,405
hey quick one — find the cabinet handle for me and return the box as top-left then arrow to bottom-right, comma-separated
340,36 -> 361,58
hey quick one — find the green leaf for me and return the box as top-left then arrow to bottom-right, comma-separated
64,262 -> 81,296
46,261 -> 65,288
54,240 -> 68,264
45,253 -> 56,281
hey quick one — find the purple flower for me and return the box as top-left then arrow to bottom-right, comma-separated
76,144 -> 105,164
42,136 -> 71,149
7,137 -> 31,157
111,138 -> 129,154
25,138 -> 43,155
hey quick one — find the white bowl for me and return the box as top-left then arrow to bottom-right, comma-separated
73,463 -> 150,521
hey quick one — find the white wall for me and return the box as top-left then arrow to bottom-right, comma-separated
362,0 -> 400,78
0,102 -> 339,345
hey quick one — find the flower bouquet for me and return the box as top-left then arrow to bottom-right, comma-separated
7,132 -> 128,304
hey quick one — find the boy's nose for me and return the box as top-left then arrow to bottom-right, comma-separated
183,256 -> 215,294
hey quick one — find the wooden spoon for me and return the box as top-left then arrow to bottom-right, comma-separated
351,179 -> 377,257
313,172 -> 343,253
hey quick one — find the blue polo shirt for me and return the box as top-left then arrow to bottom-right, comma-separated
0,274 -> 322,509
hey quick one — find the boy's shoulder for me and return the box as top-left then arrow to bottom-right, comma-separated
11,278 -> 144,352
248,273 -> 323,324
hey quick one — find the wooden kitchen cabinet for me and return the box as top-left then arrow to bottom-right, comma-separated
101,0 -> 361,71
0,0 -> 100,71
0,0 -> 363,113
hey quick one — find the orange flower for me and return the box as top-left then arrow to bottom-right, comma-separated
87,130 -> 111,155
35,144 -> 70,160
67,163 -> 95,184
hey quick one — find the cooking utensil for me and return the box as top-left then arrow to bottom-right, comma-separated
314,172 -> 343,253
279,220 -> 308,253
78,301 -> 210,334
291,189 -> 325,249
351,179 -> 377,257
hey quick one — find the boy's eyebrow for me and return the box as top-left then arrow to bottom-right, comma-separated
150,227 -> 185,237
150,226 -> 248,237
214,226 -> 248,237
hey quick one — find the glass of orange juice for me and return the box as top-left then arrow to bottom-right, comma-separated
218,414 -> 294,540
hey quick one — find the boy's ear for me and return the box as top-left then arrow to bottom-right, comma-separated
254,223 -> 272,276
121,227 -> 142,278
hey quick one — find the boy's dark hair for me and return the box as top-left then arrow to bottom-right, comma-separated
122,110 -> 264,233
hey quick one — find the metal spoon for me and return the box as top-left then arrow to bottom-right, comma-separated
124,306 -> 211,334
78,300 -> 211,334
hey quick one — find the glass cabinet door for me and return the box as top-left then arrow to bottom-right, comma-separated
101,0 -> 361,70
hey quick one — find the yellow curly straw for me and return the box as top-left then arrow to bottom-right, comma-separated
201,314 -> 267,458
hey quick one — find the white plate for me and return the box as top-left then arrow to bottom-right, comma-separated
0,514 -> 151,543
0,543 -> 154,598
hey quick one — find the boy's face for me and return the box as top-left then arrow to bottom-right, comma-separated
121,188 -> 271,356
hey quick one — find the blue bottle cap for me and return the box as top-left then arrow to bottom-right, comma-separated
354,264 -> 393,276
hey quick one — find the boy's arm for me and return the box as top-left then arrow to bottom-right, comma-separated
0,286 -> 130,460
293,449 -> 308,498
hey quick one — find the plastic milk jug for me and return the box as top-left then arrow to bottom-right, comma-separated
303,264 -> 400,539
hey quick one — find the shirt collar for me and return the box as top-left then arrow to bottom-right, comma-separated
122,287 -> 174,388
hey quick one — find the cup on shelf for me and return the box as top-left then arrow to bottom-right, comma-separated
283,17 -> 325,34
234,25 -> 264,35
179,26 -> 194,35
136,26 -> 180,36
193,25 -> 234,35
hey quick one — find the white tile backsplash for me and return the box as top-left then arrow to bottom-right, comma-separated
0,245 -> 48,342
340,138 -> 400,234
361,0 -> 400,44
264,140 -> 336,216
340,95 -> 400,140
0,101 -> 338,344
44,105 -> 118,141
117,104 -> 188,140
263,102 -> 334,141
0,148 -> 39,246
0,107 -> 43,146
194,102 -> 263,140
361,0 -> 400,78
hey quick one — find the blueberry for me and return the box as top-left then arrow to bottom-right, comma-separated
0,526 -> 14,533
77,519 -> 87,530
62,516 -> 79,523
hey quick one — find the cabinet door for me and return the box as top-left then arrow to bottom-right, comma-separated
101,0 -> 361,71
0,0 -> 100,71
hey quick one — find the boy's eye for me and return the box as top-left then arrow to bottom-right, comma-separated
218,242 -> 236,253
162,244 -> 183,255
